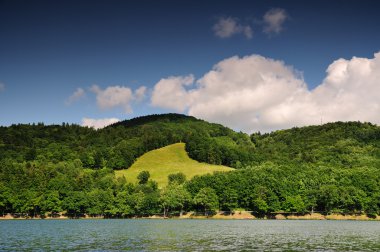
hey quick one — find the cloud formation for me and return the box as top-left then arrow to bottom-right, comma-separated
65,88 -> 85,105
90,85 -> 146,113
263,8 -> 288,35
0,82 -> 5,92
213,17 -> 253,39
151,75 -> 194,112
81,117 -> 120,129
134,86 -> 147,101
151,52 -> 380,133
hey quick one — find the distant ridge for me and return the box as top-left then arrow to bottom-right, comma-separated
108,113 -> 200,128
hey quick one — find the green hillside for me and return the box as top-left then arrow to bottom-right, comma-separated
115,143 -> 233,187
1,114 -> 380,217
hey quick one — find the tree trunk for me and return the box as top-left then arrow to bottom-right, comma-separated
163,207 -> 167,218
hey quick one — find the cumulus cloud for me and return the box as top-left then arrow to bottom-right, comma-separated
81,117 -> 120,129
151,75 -> 195,112
213,17 -> 253,39
90,85 -> 146,113
151,52 -> 380,133
0,82 -> 5,92
263,8 -> 288,35
134,86 -> 147,101
65,88 -> 85,105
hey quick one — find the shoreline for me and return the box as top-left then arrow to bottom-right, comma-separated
1,212 -> 379,221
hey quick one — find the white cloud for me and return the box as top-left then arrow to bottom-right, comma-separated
0,82 -> 5,92
81,117 -> 120,129
263,8 -> 288,35
151,52 -> 380,133
213,17 -> 253,39
65,88 -> 85,105
151,75 -> 195,112
90,85 -> 145,113
135,86 -> 147,101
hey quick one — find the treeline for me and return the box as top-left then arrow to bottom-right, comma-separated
1,159 -> 380,217
0,158 -> 214,217
186,163 -> 380,216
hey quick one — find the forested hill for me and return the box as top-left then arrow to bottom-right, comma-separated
251,121 -> 380,168
1,114 -> 380,217
1,114 -> 380,169
0,114 -> 254,169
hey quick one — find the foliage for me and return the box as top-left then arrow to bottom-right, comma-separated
137,171 -> 150,185
185,163 -> 380,215
160,183 -> 191,217
1,114 -> 380,217
168,172 -> 186,185
193,187 -> 219,215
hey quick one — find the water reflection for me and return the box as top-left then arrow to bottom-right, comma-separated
1,219 -> 380,251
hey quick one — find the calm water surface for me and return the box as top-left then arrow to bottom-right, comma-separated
1,219 -> 380,251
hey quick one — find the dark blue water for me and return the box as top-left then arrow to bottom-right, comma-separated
1,219 -> 380,251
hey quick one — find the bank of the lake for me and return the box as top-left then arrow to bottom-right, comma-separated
2,211 -> 380,221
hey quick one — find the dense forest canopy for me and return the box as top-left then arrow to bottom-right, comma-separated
1,114 -> 380,217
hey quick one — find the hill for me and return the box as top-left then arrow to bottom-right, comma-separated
0,113 -> 254,169
1,114 -> 380,218
251,121 -> 380,167
115,143 -> 233,187
1,114 -> 380,170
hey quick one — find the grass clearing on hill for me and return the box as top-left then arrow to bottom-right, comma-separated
115,143 -> 233,187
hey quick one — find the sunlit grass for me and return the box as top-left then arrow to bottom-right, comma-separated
115,143 -> 233,187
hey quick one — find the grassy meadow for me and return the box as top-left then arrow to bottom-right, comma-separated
115,143 -> 233,187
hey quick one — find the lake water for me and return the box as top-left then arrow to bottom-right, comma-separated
1,219 -> 380,251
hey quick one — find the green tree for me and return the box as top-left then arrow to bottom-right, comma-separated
193,187 -> 218,216
112,190 -> 133,217
62,191 -> 88,217
283,195 -> 307,213
137,171 -> 150,185
160,183 -> 191,217
219,187 -> 238,212
41,191 -> 62,215
0,183 -> 10,215
87,189 -> 114,216
168,172 -> 186,185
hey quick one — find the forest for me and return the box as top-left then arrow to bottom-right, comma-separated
1,113 -> 380,217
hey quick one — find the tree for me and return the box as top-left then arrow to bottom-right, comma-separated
168,172 -> 186,185
250,186 -> 270,215
252,197 -> 269,216
87,189 -> 114,216
112,190 -> 133,217
160,184 -> 191,217
62,191 -> 88,217
219,187 -> 238,212
283,195 -> 306,213
318,185 -> 340,213
137,171 -> 150,185
193,187 -> 218,216
41,191 -> 62,215
0,183 -> 10,215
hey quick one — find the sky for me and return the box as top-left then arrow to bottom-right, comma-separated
1,0 -> 380,132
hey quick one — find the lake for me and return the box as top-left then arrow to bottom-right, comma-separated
1,219 -> 380,251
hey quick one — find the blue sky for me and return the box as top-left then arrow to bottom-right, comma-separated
1,0 -> 380,132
